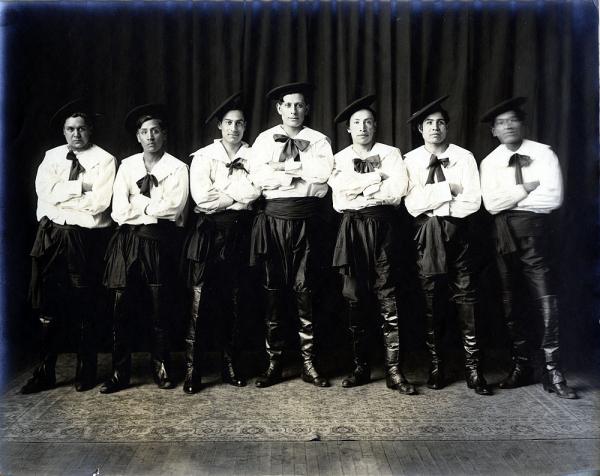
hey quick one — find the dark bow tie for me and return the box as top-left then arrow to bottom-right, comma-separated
226,157 -> 248,176
273,134 -> 310,162
66,151 -> 85,180
136,174 -> 158,197
353,154 -> 381,174
508,153 -> 532,185
426,154 -> 449,184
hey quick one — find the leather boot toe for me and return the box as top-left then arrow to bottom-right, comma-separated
341,367 -> 370,388
498,365 -> 533,389
99,375 -> 128,394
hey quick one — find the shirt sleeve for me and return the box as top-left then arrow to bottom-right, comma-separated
295,137 -> 334,184
248,134 -> 294,190
35,153 -> 83,205
372,149 -> 409,204
219,167 -> 262,205
404,160 -> 452,217
145,164 -> 190,220
60,156 -> 117,215
447,153 -> 482,218
111,164 -> 148,224
480,158 -> 529,215
328,164 -> 381,198
190,154 -> 235,211
516,149 -> 563,212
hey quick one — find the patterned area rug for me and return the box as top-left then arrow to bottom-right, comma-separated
1,353 -> 599,442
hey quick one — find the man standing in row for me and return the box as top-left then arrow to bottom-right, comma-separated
101,104 -> 189,394
22,99 -> 116,394
480,97 -> 576,399
404,96 -> 492,396
181,93 -> 260,394
249,82 -> 333,388
329,94 -> 416,394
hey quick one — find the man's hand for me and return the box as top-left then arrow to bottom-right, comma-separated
449,183 -> 463,196
523,181 -> 540,193
270,161 -> 285,171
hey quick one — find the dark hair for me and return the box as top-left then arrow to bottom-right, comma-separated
66,112 -> 93,128
217,109 -> 246,123
345,107 -> 377,127
419,106 -> 450,127
136,115 -> 166,131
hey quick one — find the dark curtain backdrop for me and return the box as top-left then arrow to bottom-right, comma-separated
2,1 -> 598,366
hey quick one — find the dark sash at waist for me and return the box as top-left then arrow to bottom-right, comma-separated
124,220 -> 176,241
414,215 -> 464,276
343,205 -> 396,221
493,210 -> 547,255
264,197 -> 323,220
495,210 -> 547,237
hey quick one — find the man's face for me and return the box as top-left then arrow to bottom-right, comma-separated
136,119 -> 166,153
418,111 -> 448,146
348,109 -> 376,147
491,110 -> 523,146
63,116 -> 91,151
218,110 -> 246,146
276,93 -> 308,128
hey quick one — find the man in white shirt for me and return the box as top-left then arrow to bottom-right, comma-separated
480,97 -> 576,399
248,82 -> 334,388
181,92 -> 260,394
22,98 -> 116,394
100,104 -> 189,394
404,96 -> 491,396
329,94 -> 416,395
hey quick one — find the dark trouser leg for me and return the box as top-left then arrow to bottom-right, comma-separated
73,285 -> 97,392
255,289 -> 285,388
100,289 -> 131,394
183,286 -> 202,394
422,277 -> 445,390
520,237 -> 576,398
341,300 -> 370,388
449,239 -> 491,396
148,284 -> 174,390
496,253 -> 532,388
221,287 -> 246,387
537,295 -> 576,398
20,315 -> 58,394
380,297 -> 416,395
296,290 -> 329,387
456,302 -> 491,395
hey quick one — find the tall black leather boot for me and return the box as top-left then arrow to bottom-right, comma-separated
457,302 -> 492,396
100,289 -> 131,394
498,285 -> 532,389
221,287 -> 246,387
21,316 -> 58,394
256,289 -> 285,388
539,295 -> 577,399
342,300 -> 370,388
296,290 -> 329,388
74,286 -> 97,392
381,298 -> 417,395
183,286 -> 202,394
424,293 -> 445,390
148,285 -> 174,390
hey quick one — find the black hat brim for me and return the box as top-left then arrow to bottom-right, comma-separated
334,94 -> 376,124
406,95 -> 450,124
49,98 -> 98,130
124,103 -> 168,134
480,97 -> 527,123
204,92 -> 244,125
266,82 -> 314,101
